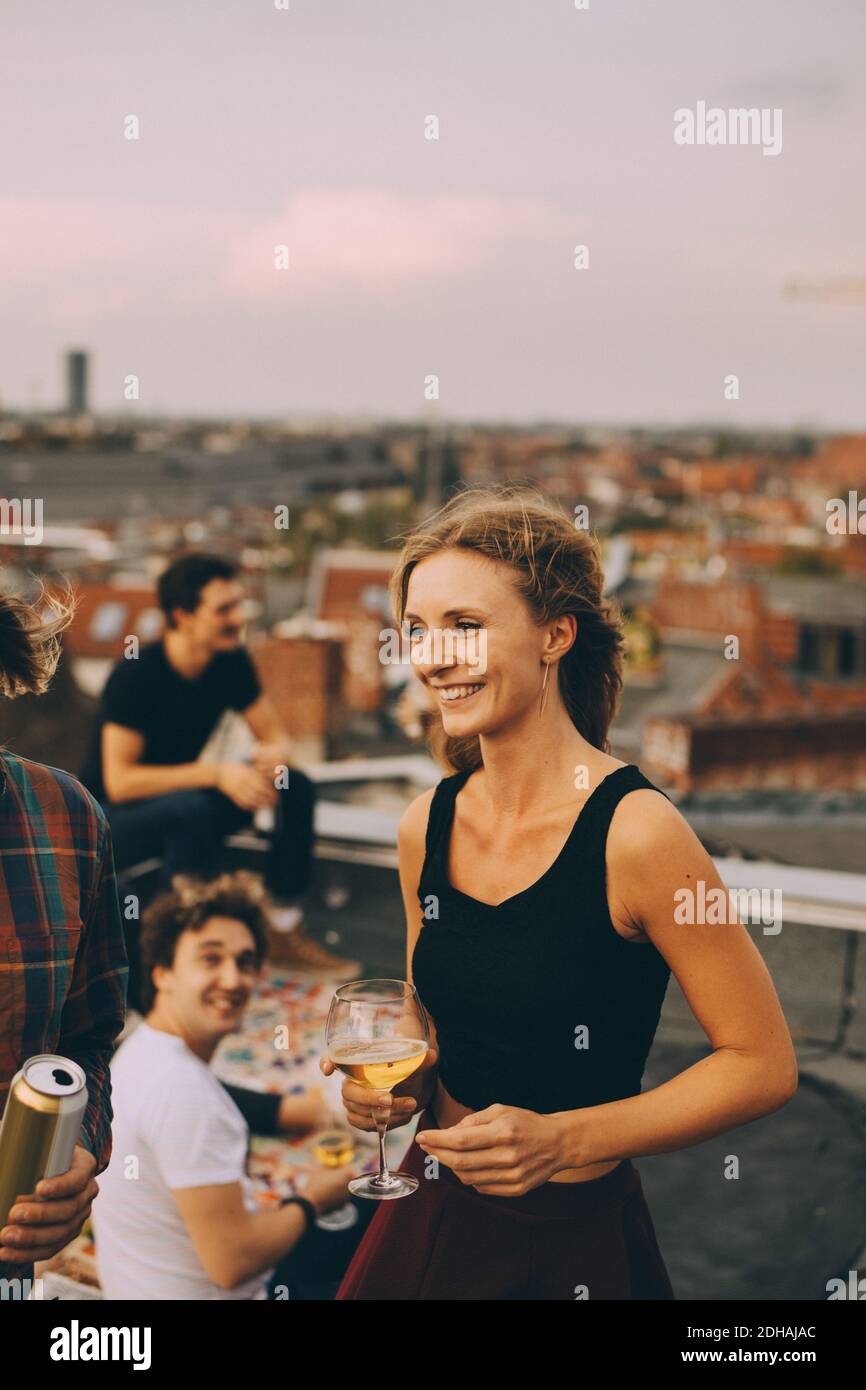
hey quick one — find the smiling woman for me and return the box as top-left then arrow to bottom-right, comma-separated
329,484 -> 797,1302
391,486 -> 623,776
436,682 -> 484,704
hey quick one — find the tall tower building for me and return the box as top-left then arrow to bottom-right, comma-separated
65,349 -> 89,414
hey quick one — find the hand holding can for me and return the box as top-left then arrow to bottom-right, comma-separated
0,1055 -> 94,1265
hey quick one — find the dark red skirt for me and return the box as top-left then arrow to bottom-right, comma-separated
335,1106 -> 675,1300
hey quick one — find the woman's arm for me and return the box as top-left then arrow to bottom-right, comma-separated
552,790 -> 799,1171
395,788 -> 440,1111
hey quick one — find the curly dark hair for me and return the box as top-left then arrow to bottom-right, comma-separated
138,870 -> 271,1012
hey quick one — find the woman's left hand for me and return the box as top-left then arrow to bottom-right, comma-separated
414,1104 -> 565,1196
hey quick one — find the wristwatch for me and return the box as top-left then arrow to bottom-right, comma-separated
280,1195 -> 317,1231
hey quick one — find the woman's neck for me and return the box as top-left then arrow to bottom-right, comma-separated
469,711 -> 606,817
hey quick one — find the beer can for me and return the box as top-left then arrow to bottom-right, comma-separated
0,1055 -> 88,1231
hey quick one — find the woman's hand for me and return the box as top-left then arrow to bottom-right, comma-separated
414,1103 -> 566,1196
319,1046 -> 439,1133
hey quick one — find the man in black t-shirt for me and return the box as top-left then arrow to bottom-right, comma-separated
79,552 -> 360,984
80,639 -> 262,808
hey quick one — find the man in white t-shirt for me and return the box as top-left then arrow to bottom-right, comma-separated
92,871 -> 357,1300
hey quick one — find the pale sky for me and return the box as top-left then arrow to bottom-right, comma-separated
1,0 -> 864,427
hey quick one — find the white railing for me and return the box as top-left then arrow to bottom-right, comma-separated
115,756 -> 866,932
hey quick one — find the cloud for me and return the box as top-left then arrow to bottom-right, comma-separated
720,62 -> 855,117
0,190 -> 567,321
219,188 -> 566,300
0,196 -> 224,324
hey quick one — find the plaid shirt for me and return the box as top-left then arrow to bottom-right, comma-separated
0,749 -> 128,1177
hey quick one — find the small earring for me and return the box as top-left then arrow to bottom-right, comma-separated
539,660 -> 551,718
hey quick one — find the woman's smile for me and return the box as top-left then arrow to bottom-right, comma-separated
434,682 -> 485,706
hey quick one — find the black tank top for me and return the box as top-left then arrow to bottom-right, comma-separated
411,763 -> 672,1115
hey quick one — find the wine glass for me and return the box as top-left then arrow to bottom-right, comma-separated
308,1129 -> 359,1231
325,979 -> 430,1200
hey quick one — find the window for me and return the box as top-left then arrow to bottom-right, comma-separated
89,601 -> 128,641
797,623 -> 864,677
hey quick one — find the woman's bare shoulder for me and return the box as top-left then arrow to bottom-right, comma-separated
608,780 -> 702,862
397,785 -> 437,854
605,782 -> 705,939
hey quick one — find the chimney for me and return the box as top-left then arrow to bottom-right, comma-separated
250,626 -> 347,763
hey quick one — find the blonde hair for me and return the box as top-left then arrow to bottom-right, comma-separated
0,579 -> 77,699
390,486 -> 626,774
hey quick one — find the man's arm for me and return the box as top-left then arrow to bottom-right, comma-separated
219,1082 -> 282,1135
102,723 -> 222,803
239,693 -> 299,777
103,724 -> 275,812
171,1181 -> 309,1290
240,694 -> 293,753
59,814 -> 129,1176
220,1080 -> 331,1135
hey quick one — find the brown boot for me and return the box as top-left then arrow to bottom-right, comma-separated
267,918 -> 361,979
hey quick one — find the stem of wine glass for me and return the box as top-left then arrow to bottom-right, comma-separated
372,1103 -> 390,1183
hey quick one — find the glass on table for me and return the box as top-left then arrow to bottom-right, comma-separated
310,1129 -> 356,1168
